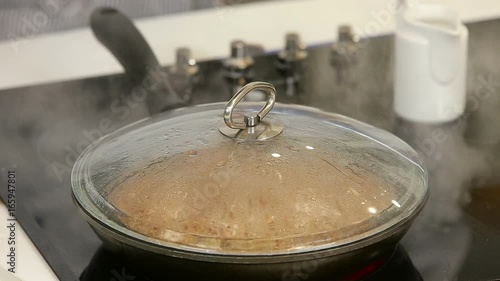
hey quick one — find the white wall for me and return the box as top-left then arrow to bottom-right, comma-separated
0,0 -> 499,90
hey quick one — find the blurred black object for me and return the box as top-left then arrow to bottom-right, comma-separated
80,245 -> 422,281
90,7 -> 186,113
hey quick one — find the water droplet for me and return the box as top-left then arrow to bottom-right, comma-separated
391,200 -> 401,208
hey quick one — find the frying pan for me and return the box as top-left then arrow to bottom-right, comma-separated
72,7 -> 429,281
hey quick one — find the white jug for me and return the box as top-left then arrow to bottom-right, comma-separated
394,4 -> 468,123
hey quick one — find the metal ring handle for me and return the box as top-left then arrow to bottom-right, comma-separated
224,82 -> 276,129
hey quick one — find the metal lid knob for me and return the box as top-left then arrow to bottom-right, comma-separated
223,82 -> 276,129
219,82 -> 283,140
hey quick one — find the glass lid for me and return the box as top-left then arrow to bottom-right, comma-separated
72,82 -> 428,255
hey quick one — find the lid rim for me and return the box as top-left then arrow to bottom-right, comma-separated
71,102 -> 429,257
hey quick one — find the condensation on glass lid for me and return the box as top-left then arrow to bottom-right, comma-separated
108,140 -> 403,252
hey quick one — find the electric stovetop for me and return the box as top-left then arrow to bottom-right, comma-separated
0,19 -> 499,281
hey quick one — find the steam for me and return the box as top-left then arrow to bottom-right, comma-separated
395,117 -> 489,281
0,78 -> 149,274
